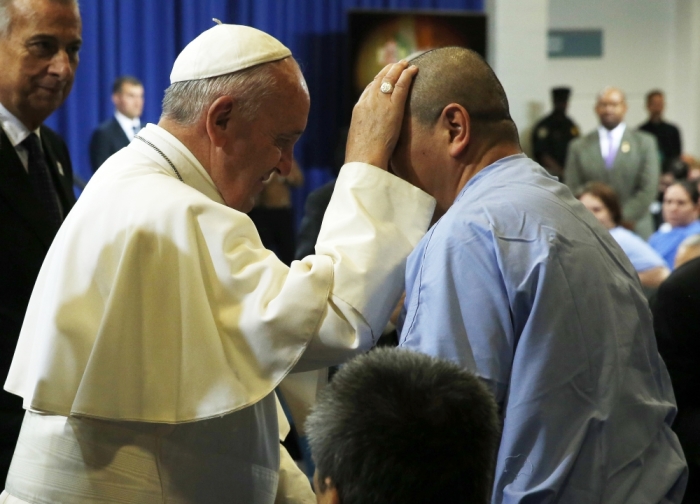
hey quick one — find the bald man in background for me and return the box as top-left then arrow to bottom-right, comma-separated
392,47 -> 686,503
565,87 -> 660,238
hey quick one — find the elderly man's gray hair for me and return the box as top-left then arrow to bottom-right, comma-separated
0,0 -> 79,37
161,61 -> 280,126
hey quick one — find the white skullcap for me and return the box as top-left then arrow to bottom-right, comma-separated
170,23 -> 291,83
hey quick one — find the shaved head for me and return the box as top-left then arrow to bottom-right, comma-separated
597,86 -> 626,103
595,86 -> 627,129
407,46 -> 518,144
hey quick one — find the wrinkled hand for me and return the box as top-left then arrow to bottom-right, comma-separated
345,61 -> 418,170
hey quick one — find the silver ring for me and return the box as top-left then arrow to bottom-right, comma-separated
380,81 -> 394,94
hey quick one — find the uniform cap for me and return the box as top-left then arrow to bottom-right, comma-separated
552,87 -> 571,102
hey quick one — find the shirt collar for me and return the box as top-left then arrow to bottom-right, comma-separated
598,122 -> 626,140
454,153 -> 528,204
0,102 -> 41,147
115,110 -> 141,130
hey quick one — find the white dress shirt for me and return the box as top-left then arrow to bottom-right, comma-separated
597,122 -> 626,161
0,102 -> 42,172
114,110 -> 141,140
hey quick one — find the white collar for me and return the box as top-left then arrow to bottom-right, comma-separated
115,110 -> 141,129
132,123 -> 224,204
597,122 -> 626,141
0,102 -> 41,147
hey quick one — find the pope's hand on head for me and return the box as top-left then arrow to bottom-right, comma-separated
345,61 -> 418,170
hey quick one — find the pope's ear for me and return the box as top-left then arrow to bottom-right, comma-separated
441,103 -> 470,158
205,96 -> 234,147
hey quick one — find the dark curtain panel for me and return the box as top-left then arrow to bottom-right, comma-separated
46,0 -> 483,219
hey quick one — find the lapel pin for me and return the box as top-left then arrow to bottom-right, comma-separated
621,141 -> 630,153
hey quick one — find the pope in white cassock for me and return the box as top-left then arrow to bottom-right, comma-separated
0,24 -> 434,503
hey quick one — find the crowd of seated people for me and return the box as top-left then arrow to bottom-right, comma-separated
532,84 -> 700,279
577,181 -> 670,288
649,180 -> 700,268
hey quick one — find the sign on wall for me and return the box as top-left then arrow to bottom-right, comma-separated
548,29 -> 603,58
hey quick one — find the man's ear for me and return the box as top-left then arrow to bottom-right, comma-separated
206,96 -> 234,147
316,478 -> 341,504
314,471 -> 341,504
441,103 -> 470,158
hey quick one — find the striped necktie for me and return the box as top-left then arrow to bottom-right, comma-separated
22,133 -> 63,229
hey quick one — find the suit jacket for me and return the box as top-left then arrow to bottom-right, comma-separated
565,127 -> 660,238
651,256 -> 700,500
89,117 -> 130,172
0,125 -> 76,376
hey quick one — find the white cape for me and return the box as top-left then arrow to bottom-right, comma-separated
5,124 -> 435,424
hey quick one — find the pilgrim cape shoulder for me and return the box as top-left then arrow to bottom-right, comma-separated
5,124 -> 435,423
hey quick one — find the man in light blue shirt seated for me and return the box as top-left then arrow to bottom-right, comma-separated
393,47 -> 687,503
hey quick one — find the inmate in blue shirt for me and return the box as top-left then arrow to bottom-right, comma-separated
649,220 -> 700,269
609,226 -> 666,272
399,154 -> 686,503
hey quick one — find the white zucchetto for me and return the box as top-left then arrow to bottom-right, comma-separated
170,23 -> 292,84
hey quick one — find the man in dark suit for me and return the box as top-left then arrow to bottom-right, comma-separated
0,0 -> 81,481
565,87 -> 660,239
651,256 -> 700,502
89,75 -> 143,172
639,89 -> 682,168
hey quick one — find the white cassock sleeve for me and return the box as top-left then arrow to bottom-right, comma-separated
293,162 -> 435,370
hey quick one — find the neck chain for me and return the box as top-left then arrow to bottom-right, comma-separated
134,134 -> 184,182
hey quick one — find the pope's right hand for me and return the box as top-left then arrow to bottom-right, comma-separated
344,61 -> 418,170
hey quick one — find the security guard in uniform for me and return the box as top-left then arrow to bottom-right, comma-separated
532,87 -> 579,180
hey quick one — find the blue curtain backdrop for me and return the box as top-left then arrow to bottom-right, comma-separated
46,0 -> 483,221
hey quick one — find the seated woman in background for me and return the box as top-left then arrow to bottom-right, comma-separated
648,181 -> 700,268
578,182 -> 670,288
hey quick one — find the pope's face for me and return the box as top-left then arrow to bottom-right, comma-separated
0,0 -> 82,130
213,59 -> 310,212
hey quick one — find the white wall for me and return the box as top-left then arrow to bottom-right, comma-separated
672,0 -> 700,158
487,0 -> 700,157
548,0 -> 675,140
486,0 -> 548,154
